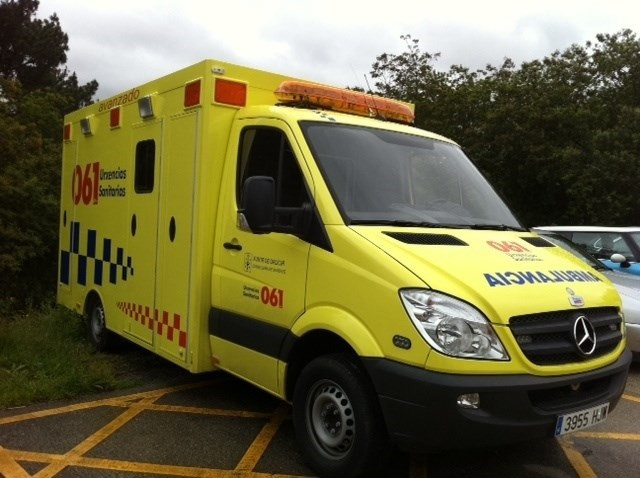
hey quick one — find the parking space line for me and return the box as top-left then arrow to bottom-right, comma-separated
235,403 -> 290,472
0,379 -> 217,426
34,395 -> 160,478
145,403 -> 272,419
0,445 -> 29,478
622,393 -> 640,404
6,448 -> 311,477
558,439 -> 597,478
574,431 -> 640,441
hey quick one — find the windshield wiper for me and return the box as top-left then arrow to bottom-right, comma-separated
467,223 -> 527,232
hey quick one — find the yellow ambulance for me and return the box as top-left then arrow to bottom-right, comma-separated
58,60 -> 631,478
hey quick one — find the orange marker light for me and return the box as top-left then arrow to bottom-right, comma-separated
214,78 -> 247,107
63,123 -> 72,141
110,107 -> 121,128
274,81 -> 415,124
184,79 -> 202,108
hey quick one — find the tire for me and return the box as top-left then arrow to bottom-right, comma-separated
86,297 -> 114,352
292,354 -> 388,478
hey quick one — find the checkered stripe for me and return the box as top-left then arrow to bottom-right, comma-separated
117,301 -> 187,348
60,221 -> 134,286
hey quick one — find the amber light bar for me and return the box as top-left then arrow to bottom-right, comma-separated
274,81 -> 415,124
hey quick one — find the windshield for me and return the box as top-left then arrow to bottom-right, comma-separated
301,122 -> 523,229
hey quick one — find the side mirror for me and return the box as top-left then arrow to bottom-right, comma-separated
241,176 -> 275,234
610,253 -> 631,268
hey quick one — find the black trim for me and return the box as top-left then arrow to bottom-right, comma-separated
384,231 -> 468,246
363,349 -> 631,452
521,236 -> 555,248
208,308 -> 294,360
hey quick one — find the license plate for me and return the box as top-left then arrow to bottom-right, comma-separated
555,402 -> 609,436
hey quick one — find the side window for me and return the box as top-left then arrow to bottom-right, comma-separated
135,139 -> 155,193
238,127 -> 310,226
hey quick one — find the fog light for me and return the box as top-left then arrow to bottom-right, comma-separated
457,393 -> 480,409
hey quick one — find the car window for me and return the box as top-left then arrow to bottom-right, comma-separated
571,232 -> 634,260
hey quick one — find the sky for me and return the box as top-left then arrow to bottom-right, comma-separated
40,0 -> 640,100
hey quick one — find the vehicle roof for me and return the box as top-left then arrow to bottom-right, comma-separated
238,104 -> 458,146
536,226 -> 640,233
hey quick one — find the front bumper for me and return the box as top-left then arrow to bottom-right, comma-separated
363,349 -> 631,452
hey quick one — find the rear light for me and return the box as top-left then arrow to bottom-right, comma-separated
184,79 -> 201,108
214,78 -> 247,107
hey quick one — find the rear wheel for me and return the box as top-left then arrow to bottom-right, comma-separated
86,297 -> 114,352
292,354 -> 388,478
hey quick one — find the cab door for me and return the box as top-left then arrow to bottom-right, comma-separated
212,120 -> 312,394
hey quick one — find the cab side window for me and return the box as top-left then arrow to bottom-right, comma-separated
238,128 -> 310,226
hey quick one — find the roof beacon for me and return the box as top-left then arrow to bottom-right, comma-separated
274,80 -> 415,124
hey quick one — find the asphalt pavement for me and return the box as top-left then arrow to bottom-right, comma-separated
0,360 -> 638,478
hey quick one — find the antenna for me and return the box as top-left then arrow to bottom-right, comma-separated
363,74 -> 382,120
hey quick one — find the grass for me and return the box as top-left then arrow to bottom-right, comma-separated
0,306 -> 168,409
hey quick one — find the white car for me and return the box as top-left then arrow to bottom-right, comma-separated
534,229 -> 640,357
537,226 -> 640,276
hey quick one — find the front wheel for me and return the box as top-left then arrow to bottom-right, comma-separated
292,354 -> 388,478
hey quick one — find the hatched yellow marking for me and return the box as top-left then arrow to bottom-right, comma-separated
574,431 -> 640,441
34,395 -> 160,477
235,403 -> 290,471
622,393 -> 640,404
559,439 -> 598,478
145,403 -> 272,419
0,445 -> 29,478
7,448 -> 311,477
0,379 -> 217,426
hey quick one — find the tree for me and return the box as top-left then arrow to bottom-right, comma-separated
0,0 -> 98,309
369,31 -> 640,227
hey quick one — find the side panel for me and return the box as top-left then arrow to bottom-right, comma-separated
154,111 -> 199,364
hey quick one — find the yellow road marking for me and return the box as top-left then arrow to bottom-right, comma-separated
574,431 -> 640,441
622,393 -> 640,404
0,379 -> 217,426
235,403 -> 290,472
145,403 -> 272,419
34,395 -> 160,478
6,448 -> 312,477
559,439 -> 597,478
0,445 -> 29,478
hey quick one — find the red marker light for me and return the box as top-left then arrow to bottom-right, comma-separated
184,79 -> 202,108
110,107 -> 121,128
215,78 -> 247,107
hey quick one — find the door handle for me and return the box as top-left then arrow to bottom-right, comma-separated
223,242 -> 242,251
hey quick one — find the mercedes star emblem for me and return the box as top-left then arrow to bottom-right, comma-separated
573,315 -> 597,356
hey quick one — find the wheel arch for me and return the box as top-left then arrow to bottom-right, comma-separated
283,306 -> 384,401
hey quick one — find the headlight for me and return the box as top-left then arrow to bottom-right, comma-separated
400,289 -> 509,360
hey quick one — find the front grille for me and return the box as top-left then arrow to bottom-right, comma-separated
509,307 -> 622,365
